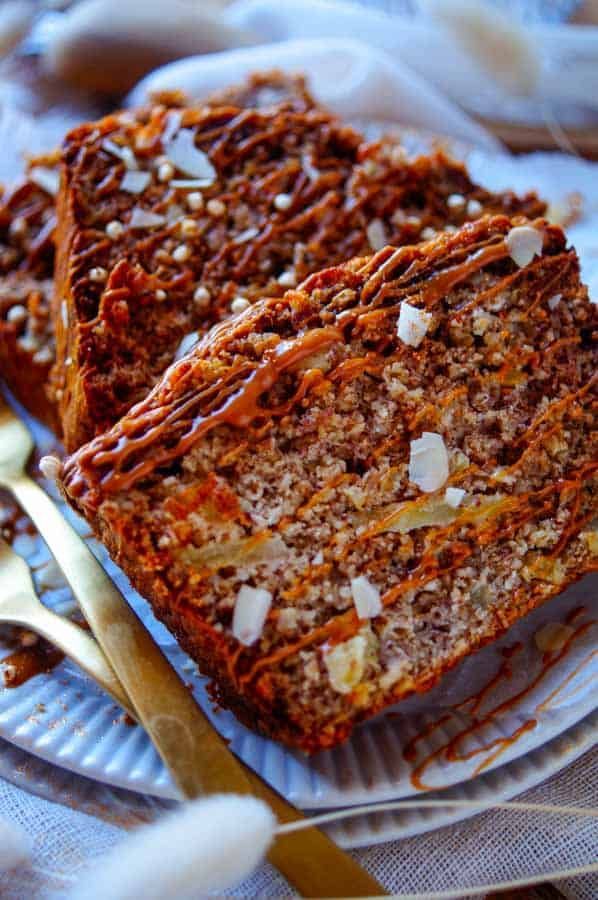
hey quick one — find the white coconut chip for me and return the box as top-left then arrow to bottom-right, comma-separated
102,139 -> 138,170
232,585 -> 272,646
39,455 -> 62,483
409,432 -> 449,493
444,486 -> 466,508
161,109 -> 183,145
547,293 -> 562,311
120,171 -> 151,194
170,178 -> 214,190
164,129 -> 216,183
351,576 -> 382,620
366,218 -> 387,251
173,331 -> 199,361
506,224 -> 543,268
397,301 -> 432,348
129,207 -> 166,230
29,166 -> 60,196
233,227 -> 259,245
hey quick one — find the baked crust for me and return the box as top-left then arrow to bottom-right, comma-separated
62,216 -> 597,752
53,90 -> 545,451
0,158 -> 60,431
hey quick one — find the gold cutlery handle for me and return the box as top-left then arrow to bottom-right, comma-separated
9,473 -> 386,896
9,472 -> 250,796
7,602 -> 136,718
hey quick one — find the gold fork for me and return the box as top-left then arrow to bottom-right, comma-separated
0,394 -> 386,897
0,537 -> 135,717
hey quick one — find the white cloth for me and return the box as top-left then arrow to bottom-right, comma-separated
128,0 -> 598,128
128,36 -> 500,151
0,741 -> 594,898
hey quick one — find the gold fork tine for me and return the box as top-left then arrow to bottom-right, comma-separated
0,394 -> 386,897
0,538 -> 135,717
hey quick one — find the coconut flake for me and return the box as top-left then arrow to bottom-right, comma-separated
233,227 -> 259,245
174,331 -> 199,361
351,576 -> 382,620
444,486 -> 466,508
129,207 -> 166,229
324,634 -> 367,695
170,178 -> 214,190
366,218 -> 387,251
162,109 -> 183,144
29,166 -> 60,196
232,585 -> 272,646
547,293 -> 562,311
506,224 -> 543,267
397,301 -> 432,348
164,129 -> 216,182
409,432 -> 449,493
121,170 -> 151,194
102,138 -> 138,170
301,153 -> 320,182
39,455 -> 62,483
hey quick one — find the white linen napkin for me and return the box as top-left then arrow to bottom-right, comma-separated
127,36 -> 500,150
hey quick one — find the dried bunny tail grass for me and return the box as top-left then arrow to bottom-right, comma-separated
66,794 -> 275,900
0,816 -> 31,873
421,0 -> 541,96
277,798 -> 598,834
277,798 -> 598,897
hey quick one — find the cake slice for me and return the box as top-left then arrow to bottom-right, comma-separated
53,93 -> 544,450
60,216 -> 597,753
0,72 -> 314,432
0,157 -> 60,431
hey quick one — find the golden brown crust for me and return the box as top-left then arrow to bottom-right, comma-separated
62,216 -> 597,753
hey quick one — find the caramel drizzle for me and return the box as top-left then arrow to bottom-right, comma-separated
65,225 -> 520,498
65,326 -> 342,498
406,612 -> 595,790
235,466 -> 593,689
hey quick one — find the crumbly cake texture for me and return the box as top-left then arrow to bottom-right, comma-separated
61,216 -> 597,753
53,90 -> 545,451
0,157 -> 60,431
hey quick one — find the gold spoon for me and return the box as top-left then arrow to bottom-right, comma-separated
0,537 -> 135,718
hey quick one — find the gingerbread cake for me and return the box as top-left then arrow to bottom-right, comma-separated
60,216 -> 597,752
0,157 -> 60,431
53,92 -> 544,450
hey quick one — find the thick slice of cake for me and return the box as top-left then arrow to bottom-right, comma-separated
0,157 -> 60,430
60,216 -> 597,752
53,93 -> 544,450
0,72 -> 313,432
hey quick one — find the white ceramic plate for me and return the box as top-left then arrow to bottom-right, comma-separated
0,416 -> 595,809
0,710 -> 594,849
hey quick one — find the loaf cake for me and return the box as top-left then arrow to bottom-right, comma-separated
60,216 -> 597,752
53,91 -> 544,450
0,157 -> 60,431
